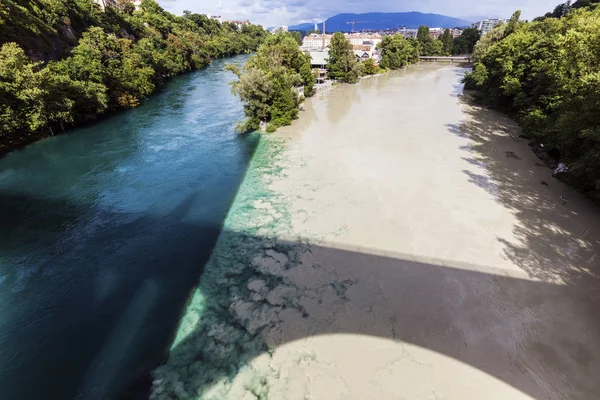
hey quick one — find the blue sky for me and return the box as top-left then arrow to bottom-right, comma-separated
158,0 -> 553,26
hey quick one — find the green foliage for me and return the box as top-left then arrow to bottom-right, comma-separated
290,31 -> 303,46
227,32 -> 314,133
0,0 -> 267,150
452,28 -> 480,54
439,28 -> 454,55
466,7 -> 600,201
378,34 -> 419,70
417,26 -> 430,43
327,32 -> 360,83
361,58 -> 380,75
416,25 -> 444,56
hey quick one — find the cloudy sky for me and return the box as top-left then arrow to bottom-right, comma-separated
158,0 -> 553,26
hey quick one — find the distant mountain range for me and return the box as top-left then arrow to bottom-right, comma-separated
288,12 -> 473,32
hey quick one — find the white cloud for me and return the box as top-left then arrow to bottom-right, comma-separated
158,0 -> 554,27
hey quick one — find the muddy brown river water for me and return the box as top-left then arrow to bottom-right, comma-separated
152,64 -> 600,400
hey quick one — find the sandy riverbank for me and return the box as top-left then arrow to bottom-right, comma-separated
152,64 -> 600,400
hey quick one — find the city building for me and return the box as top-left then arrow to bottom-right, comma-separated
270,25 -> 289,34
471,18 -> 508,34
346,33 -> 382,48
398,26 -> 419,38
428,28 -> 444,39
302,33 -> 332,49
353,50 -> 370,61
451,28 -> 463,38
226,20 -> 252,30
308,51 -> 328,84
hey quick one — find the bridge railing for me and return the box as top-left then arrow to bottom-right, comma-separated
419,56 -> 472,63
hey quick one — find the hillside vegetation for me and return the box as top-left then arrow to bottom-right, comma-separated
0,0 -> 267,154
465,7 -> 600,201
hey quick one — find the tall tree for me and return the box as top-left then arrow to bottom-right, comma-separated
378,34 -> 419,69
464,7 -> 600,201
452,27 -> 480,54
290,31 -> 303,46
439,28 -> 454,55
327,32 -> 359,83
227,32 -> 315,133
417,26 -> 430,43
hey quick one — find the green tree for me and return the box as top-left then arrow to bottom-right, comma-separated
227,32 -> 314,133
0,0 -> 268,153
417,26 -> 430,43
416,25 -> 444,56
452,27 -> 480,54
327,32 -> 359,83
465,7 -> 600,201
290,30 -> 303,46
439,28 -> 454,55
378,34 -> 419,69
361,58 -> 379,75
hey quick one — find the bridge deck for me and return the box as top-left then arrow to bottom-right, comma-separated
419,56 -> 471,63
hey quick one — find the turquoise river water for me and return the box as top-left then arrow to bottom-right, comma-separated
0,56 -> 258,399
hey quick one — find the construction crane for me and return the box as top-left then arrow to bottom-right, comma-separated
345,20 -> 375,33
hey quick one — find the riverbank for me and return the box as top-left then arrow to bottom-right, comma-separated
152,64 -> 600,399
0,51 -> 258,159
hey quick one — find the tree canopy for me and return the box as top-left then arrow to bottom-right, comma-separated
0,0 -> 267,153
452,28 -> 480,54
378,34 -> 419,70
416,25 -> 444,56
464,8 -> 600,201
227,32 -> 315,133
327,32 -> 360,83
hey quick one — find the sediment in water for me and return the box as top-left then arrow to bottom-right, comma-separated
152,64 -> 600,400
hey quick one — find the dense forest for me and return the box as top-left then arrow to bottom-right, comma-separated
0,0 -> 267,154
465,5 -> 600,201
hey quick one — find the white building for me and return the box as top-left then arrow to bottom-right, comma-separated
94,0 -> 142,10
302,33 -> 332,49
398,27 -> 419,38
471,18 -> 508,35
270,25 -> 289,34
345,33 -> 382,48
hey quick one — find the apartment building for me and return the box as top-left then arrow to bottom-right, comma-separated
302,33 -> 332,49
471,18 -> 508,34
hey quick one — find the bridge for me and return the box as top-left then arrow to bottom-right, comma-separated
419,56 -> 472,64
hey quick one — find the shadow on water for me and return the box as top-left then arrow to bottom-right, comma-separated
448,101 -> 600,285
152,98 -> 600,399
155,233 -> 600,400
0,55 -> 258,400
2,63 -> 599,400
0,190 -> 236,400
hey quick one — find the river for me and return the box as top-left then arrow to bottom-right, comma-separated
153,64 -> 600,400
2,60 -> 600,400
0,55 -> 258,399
